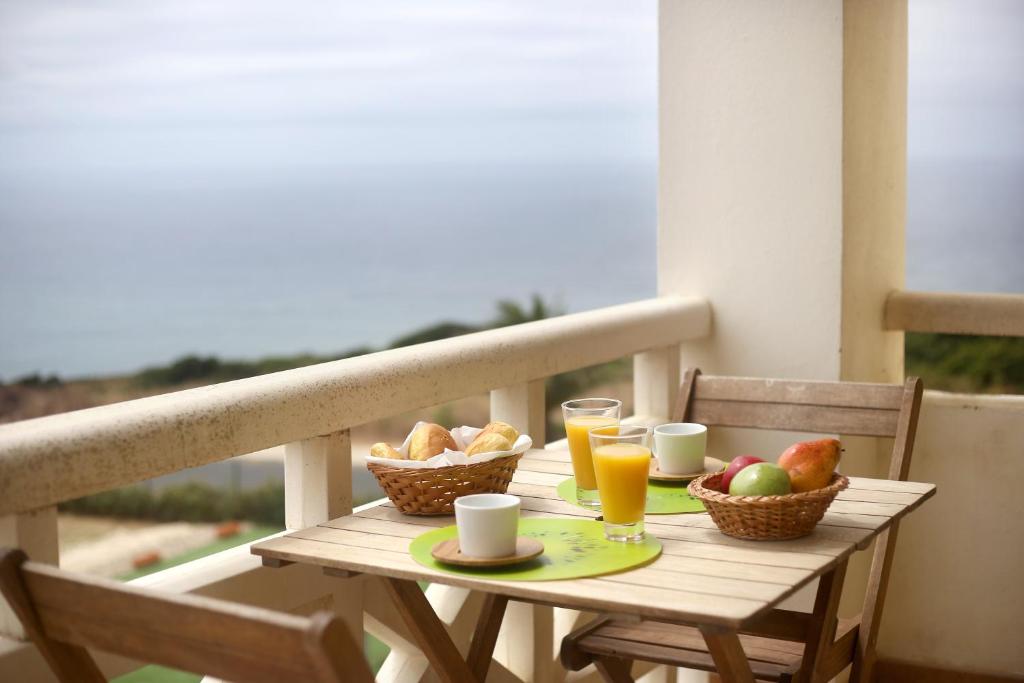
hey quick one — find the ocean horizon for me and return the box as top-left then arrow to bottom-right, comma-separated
1,156 -> 1021,380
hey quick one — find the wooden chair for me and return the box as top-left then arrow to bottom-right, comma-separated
0,548 -> 374,683
561,368 -> 923,683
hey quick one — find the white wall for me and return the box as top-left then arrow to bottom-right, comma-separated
879,391 -> 1024,676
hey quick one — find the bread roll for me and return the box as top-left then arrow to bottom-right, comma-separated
478,421 -> 519,445
408,423 -> 457,461
465,432 -> 513,457
370,442 -> 403,460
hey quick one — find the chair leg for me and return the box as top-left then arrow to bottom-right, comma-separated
798,560 -> 848,683
594,655 -> 635,683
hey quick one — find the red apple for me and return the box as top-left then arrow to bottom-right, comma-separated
720,455 -> 765,492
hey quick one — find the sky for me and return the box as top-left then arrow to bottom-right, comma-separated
0,1 -> 658,170
1,1 -> 1022,168
908,0 -> 1024,159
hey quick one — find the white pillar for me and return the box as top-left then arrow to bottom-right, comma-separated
490,380 -> 546,447
633,345 -> 681,421
284,430 -> 352,529
658,0 -> 908,647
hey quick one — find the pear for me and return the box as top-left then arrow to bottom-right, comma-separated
778,438 -> 841,492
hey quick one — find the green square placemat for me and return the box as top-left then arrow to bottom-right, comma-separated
409,517 -> 661,581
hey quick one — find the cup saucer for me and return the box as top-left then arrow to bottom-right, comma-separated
431,537 -> 544,567
649,456 -> 726,482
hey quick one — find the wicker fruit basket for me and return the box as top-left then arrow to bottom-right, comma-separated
688,472 -> 849,541
367,452 -> 524,515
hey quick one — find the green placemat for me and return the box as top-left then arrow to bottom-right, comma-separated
409,517 -> 661,581
556,476 -> 706,514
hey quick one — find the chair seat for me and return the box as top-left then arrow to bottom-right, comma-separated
561,616 -> 860,682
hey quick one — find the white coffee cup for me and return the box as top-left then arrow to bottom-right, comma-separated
454,494 -> 520,558
653,423 -> 707,474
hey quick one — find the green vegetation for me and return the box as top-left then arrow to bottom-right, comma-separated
905,332 -> 1024,394
60,482 -> 287,526
114,666 -> 200,683
134,349 -> 372,387
10,372 -> 63,387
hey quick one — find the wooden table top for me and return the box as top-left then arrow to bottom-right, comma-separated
251,449 -> 935,629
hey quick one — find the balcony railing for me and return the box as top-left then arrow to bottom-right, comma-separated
885,289 -> 1024,337
0,295 -> 711,681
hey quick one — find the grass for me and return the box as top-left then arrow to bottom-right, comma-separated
114,666 -> 201,683
118,525 -> 283,581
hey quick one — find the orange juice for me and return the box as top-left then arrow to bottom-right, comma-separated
592,443 -> 650,524
565,416 -> 618,489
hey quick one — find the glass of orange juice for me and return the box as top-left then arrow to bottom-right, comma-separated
562,398 -> 621,510
589,424 -> 652,542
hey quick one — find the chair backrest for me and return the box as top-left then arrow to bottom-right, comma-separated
0,548 -> 374,683
672,368 -> 923,480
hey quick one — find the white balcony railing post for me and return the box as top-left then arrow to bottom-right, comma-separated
0,507 -> 58,638
633,344 -> 682,421
490,379 -> 547,446
284,430 -> 353,530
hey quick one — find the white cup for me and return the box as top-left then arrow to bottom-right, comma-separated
454,494 -> 520,558
653,423 -> 707,474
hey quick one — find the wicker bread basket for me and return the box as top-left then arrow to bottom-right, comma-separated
688,472 -> 849,540
367,452 -> 524,515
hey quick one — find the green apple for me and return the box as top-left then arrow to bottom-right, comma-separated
728,462 -> 792,496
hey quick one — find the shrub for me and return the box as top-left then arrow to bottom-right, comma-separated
60,482 -> 286,526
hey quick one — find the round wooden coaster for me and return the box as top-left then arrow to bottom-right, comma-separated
430,536 -> 544,567
649,456 -> 727,482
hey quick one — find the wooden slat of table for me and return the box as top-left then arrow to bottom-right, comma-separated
252,450 -> 935,629
314,518 -> 815,586
294,525 -> 798,603
253,535 -> 767,626
324,515 -> 835,564
355,501 -> 873,561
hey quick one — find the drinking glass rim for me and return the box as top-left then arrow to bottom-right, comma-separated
589,424 -> 651,442
561,397 -> 622,412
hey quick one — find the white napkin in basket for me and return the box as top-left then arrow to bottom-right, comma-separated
365,421 -> 532,469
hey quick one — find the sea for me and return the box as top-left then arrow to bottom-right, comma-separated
0,157 -> 1021,380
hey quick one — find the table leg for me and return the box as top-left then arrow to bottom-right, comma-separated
467,593 -> 509,681
382,577 -> 478,683
698,626 -> 755,683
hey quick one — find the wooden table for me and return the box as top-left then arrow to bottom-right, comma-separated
252,449 -> 935,683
